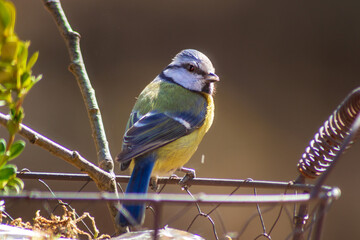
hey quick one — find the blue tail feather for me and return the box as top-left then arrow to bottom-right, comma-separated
118,154 -> 155,227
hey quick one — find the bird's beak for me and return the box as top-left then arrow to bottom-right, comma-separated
205,72 -> 220,82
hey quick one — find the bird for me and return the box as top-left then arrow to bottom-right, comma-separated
116,49 -> 219,227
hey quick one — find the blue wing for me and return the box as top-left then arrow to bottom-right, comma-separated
116,109 -> 206,164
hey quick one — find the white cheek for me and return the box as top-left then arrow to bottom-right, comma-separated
163,69 -> 203,92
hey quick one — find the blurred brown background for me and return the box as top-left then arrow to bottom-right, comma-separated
3,0 -> 360,239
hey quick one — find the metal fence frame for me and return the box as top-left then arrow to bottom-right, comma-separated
0,171 -> 341,240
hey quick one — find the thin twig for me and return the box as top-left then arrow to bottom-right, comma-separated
40,0 -> 122,233
41,0 -> 113,174
0,113 -> 111,183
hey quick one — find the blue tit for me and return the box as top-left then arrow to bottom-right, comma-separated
116,49 -> 219,227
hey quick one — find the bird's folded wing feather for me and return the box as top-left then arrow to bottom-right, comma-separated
116,111 -> 205,162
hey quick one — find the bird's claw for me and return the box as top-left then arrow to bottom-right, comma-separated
149,177 -> 159,192
170,174 -> 180,179
178,167 -> 196,187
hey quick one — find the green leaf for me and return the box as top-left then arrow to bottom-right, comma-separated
3,81 -> 16,90
1,38 -> 19,62
20,71 -> 30,87
12,176 -> 24,190
0,91 -> 12,103
6,177 -> 23,193
0,138 -> 6,156
0,83 -> 6,92
0,64 -> 13,84
17,41 -> 29,70
0,180 -> 6,189
3,1 -> 16,37
1,184 -> 10,193
25,74 -> 41,92
0,164 -> 16,181
7,117 -> 19,135
27,51 -> 39,71
0,1 -> 11,32
0,139 -> 6,169
8,140 -> 25,160
6,179 -> 18,192
9,106 -> 24,124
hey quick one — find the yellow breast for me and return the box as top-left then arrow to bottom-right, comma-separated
151,93 -> 215,177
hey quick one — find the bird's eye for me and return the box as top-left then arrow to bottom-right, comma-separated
187,64 -> 195,72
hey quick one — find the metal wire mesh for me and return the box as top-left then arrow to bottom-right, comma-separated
0,171 -> 340,240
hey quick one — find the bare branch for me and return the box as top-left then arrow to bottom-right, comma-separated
39,0 -> 124,233
0,113 -> 113,186
0,112 -> 123,233
42,0 -> 113,174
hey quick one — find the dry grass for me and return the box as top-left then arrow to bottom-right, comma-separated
3,201 -> 111,239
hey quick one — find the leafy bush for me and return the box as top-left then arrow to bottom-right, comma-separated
0,0 -> 41,193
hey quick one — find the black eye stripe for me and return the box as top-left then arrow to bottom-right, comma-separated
181,63 -> 207,76
164,64 -> 207,76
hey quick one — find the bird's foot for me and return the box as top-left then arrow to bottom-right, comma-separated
170,173 -> 180,179
149,177 -> 159,192
178,167 -> 196,187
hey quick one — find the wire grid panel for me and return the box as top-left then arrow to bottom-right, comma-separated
0,172 -> 340,240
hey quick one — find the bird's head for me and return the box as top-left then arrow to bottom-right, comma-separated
161,49 -> 219,95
